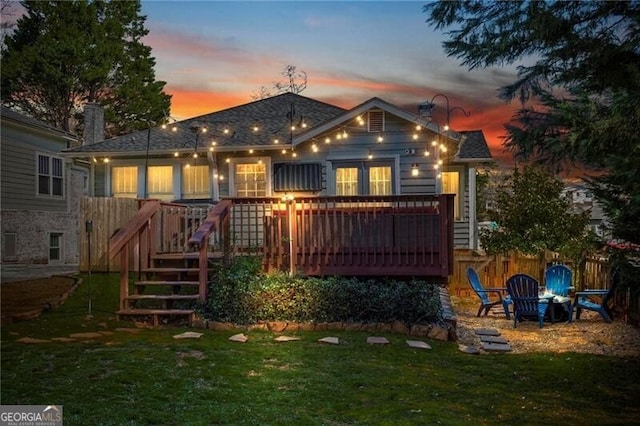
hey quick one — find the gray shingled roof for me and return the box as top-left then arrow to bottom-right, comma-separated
1,106 -> 78,141
64,92 -> 346,155
457,130 -> 493,161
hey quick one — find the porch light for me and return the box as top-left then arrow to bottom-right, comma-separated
411,164 -> 419,177
377,135 -> 383,142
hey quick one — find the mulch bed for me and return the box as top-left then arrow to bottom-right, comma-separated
1,276 -> 79,325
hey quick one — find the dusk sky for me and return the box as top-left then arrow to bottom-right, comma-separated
139,1 -> 522,165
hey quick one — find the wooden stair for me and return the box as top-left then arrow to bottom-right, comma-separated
116,252 -> 221,326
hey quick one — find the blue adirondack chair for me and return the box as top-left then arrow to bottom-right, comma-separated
568,267 -> 617,323
544,264 -> 573,321
506,274 -> 549,328
466,267 -> 512,319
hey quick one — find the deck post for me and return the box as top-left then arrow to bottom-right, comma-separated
119,248 -> 129,310
198,238 -> 208,302
288,198 -> 298,276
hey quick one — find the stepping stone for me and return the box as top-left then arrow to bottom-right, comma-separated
274,335 -> 300,342
228,333 -> 248,343
367,336 -> 389,345
115,328 -> 141,333
479,335 -> 508,344
458,344 -> 480,354
318,337 -> 340,345
16,337 -> 51,344
481,342 -> 512,352
99,331 -> 114,336
474,328 -> 501,336
406,340 -> 432,350
173,331 -> 203,339
69,332 -> 104,339
51,337 -> 76,343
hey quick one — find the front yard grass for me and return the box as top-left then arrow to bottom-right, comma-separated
1,273 -> 639,425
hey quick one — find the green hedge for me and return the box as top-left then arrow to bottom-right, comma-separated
197,256 -> 442,326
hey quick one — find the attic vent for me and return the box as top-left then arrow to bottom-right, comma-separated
273,163 -> 323,192
368,110 -> 385,132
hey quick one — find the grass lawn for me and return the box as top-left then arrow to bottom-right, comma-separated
1,274 -> 639,425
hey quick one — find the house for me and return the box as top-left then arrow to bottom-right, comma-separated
64,93 -> 492,250
1,106 -> 89,265
62,93 -> 493,323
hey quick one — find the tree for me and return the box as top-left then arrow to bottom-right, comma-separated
479,166 -> 593,260
1,0 -> 170,137
424,1 -> 640,263
251,65 -> 308,100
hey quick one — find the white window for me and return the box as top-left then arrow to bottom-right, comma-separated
112,166 -> 138,198
442,171 -> 461,221
369,166 -> 392,196
147,166 -> 173,200
336,167 -> 359,196
49,232 -> 63,262
334,162 -> 393,196
234,161 -> 267,197
37,154 -> 64,197
182,165 -> 209,199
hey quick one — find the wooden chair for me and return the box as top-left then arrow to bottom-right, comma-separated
466,267 -> 512,319
506,274 -> 549,328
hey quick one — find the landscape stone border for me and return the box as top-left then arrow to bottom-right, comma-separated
191,286 -> 458,342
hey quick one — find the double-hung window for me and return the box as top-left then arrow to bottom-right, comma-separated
334,161 -> 393,196
37,154 -> 64,197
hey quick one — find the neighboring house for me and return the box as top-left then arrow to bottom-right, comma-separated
63,93 -> 492,250
1,106 -> 89,264
563,182 -> 610,239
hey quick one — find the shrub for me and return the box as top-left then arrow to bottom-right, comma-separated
198,256 -> 442,326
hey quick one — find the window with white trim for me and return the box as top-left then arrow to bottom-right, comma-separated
49,232 -> 63,262
147,166 -> 173,200
334,161 -> 393,196
442,171 -> 461,221
37,154 -> 64,197
235,162 -> 267,197
182,165 -> 209,199
112,166 -> 138,198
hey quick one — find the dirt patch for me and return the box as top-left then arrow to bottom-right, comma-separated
1,276 -> 79,325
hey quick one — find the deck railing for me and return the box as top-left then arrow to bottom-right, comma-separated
227,194 -> 455,278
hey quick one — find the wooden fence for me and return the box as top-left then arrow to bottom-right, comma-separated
451,250 -> 638,326
80,197 -> 139,272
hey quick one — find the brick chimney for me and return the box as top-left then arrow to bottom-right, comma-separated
83,103 -> 104,145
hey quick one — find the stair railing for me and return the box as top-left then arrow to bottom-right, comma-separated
188,199 -> 232,301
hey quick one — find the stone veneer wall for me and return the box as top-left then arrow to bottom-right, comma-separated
1,167 -> 86,264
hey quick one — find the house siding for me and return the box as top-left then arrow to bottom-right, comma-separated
1,109 -> 86,264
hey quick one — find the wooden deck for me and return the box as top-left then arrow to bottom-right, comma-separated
109,195 -> 455,322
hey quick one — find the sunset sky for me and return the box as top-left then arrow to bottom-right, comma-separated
8,1 -> 522,165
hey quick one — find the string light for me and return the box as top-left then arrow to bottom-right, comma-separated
377,135 -> 383,143
411,164 -> 419,177
325,137 -> 331,144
